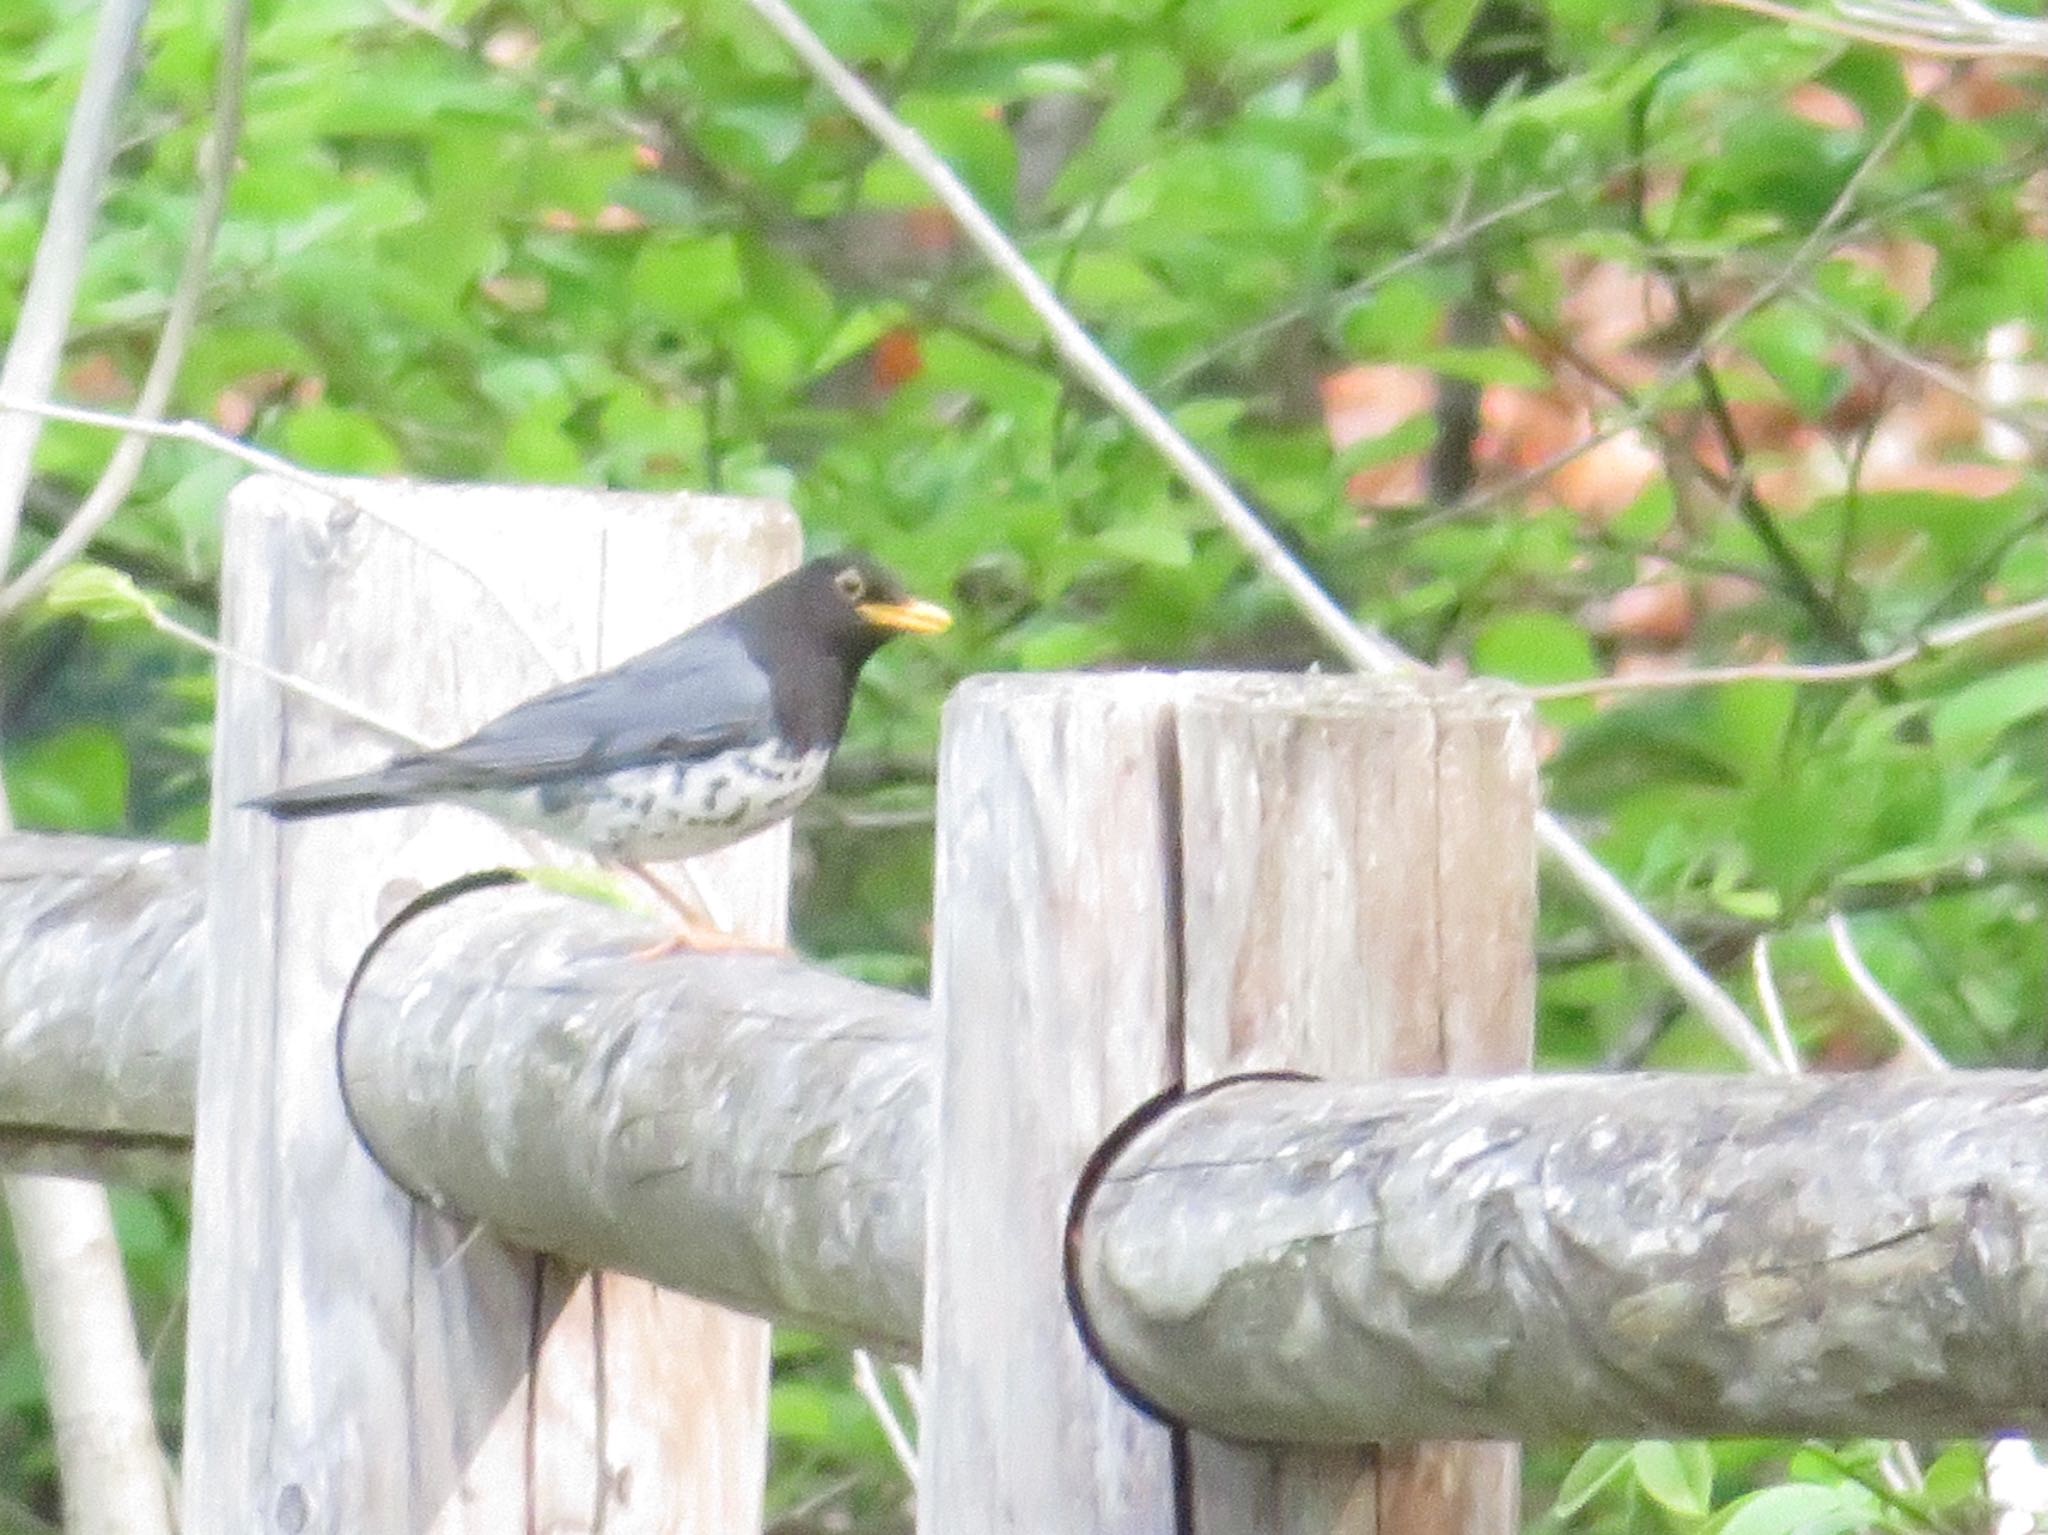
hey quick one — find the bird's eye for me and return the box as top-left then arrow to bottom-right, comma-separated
835,568 -> 866,601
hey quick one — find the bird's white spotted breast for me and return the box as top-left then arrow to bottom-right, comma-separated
468,740 -> 831,862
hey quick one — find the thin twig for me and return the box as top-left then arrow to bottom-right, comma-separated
765,1475 -> 863,1534
1827,912 -> 1950,1070
1527,593 -> 2048,699
852,1349 -> 919,1484
0,0 -> 252,622
1164,92 -> 1795,398
1541,848 -> 2048,967
1648,100 -> 1922,662
151,607 -> 427,748
1447,102 -> 1932,539
1743,97 -> 1923,331
0,2 -> 147,560
739,0 -> 1781,1069
1751,938 -> 1801,1074
1788,284 -> 2048,455
892,1362 -> 923,1423
1159,182 -> 1570,393
0,393 -> 569,678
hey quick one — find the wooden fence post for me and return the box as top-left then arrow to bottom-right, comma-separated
1173,676 -> 1533,1535
921,676 -> 1185,1531
182,477 -> 795,1534
921,672 -> 1535,1534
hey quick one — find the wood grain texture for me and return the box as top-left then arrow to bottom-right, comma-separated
1385,681 -> 1535,1535
919,675 -> 1185,1534
1172,674 -> 1532,1535
0,837 -> 199,1182
919,671 -> 1532,1535
1079,1070 -> 2048,1440
339,879 -> 931,1352
183,476 -> 795,1535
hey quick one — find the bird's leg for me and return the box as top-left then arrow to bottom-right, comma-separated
618,862 -> 787,957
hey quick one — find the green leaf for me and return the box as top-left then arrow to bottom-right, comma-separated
1411,344 -> 1550,389
1611,482 -> 1676,543
281,405 -> 403,473
5,725 -> 129,833
1016,620 -> 1118,670
1551,1441 -> 1634,1520
109,1186 -> 173,1260
39,563 -> 157,625
1931,661 -> 2048,757
893,94 -> 1017,219
1711,682 -> 1797,784
767,1381 -> 837,1443
1095,519 -> 1193,569
1918,1442 -> 1987,1510
1709,1482 -> 1875,1535
498,410 -> 585,484
1745,775 -> 1841,907
1334,412 -> 1438,475
1415,0 -> 1490,56
630,235 -> 745,327
1472,610 -> 1598,687
1736,303 -> 1844,417
1633,1440 -> 1714,1519
724,310 -> 809,402
1342,277 -> 1443,357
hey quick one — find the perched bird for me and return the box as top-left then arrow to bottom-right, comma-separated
247,551 -> 951,947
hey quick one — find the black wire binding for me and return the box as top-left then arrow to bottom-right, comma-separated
1061,1068 -> 1319,1427
334,867 -> 528,1179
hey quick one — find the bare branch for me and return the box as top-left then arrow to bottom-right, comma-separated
1447,103 -> 1933,540
1789,285 -> 2048,455
737,0 -> 1780,1069
852,1349 -> 919,1485
0,1 -> 146,560
1752,937 -> 1801,1074
0,0 -> 252,622
148,606 -> 427,749
0,394 -> 570,679
1527,594 -> 2048,699
1828,912 -> 1950,1071
1700,0 -> 2048,56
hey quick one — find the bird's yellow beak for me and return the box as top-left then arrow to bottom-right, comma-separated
858,597 -> 953,636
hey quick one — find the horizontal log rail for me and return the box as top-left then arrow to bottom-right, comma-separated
339,874 -> 930,1353
0,836 -> 201,1182
5,833 -> 2046,1439
1075,1071 -> 2048,1441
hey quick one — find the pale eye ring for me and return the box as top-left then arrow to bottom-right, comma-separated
835,568 -> 866,601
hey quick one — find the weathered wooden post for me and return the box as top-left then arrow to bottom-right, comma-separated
921,673 -> 1535,1534
921,676 -> 1185,1531
183,477 -> 795,1533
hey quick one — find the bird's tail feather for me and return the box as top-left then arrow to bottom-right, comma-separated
243,758 -> 444,820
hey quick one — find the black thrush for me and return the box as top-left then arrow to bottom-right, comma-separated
247,551 -> 952,947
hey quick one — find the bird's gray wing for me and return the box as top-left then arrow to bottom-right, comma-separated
400,623 -> 775,791
246,623 -> 775,818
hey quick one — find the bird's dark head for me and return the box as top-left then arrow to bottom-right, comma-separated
785,551 -> 952,664
728,552 -> 951,753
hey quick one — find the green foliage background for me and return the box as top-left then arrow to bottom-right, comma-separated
1,0 -> 2043,1528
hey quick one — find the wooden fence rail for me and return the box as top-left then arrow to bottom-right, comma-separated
0,835 -> 200,1182
8,835 -> 2048,1446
